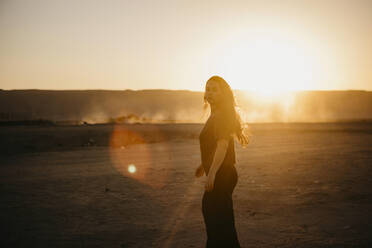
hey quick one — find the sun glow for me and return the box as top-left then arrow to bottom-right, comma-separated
255,88 -> 286,99
207,27 -> 325,97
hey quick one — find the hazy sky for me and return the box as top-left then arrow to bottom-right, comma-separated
1,0 -> 371,92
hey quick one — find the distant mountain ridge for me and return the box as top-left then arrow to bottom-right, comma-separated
0,89 -> 371,123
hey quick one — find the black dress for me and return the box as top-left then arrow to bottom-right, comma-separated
199,113 -> 241,248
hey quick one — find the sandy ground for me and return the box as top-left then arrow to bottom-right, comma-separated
1,123 -> 372,248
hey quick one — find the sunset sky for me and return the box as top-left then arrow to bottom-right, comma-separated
1,0 -> 371,92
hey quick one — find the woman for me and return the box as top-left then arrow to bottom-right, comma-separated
195,75 -> 250,248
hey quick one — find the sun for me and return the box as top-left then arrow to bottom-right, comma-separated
207,27 -> 322,97
232,36 -> 315,94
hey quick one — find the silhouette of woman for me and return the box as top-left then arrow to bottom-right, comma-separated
195,76 -> 250,248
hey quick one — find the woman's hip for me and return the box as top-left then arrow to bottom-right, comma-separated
213,165 -> 238,193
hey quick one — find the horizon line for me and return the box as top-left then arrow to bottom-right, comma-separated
1,88 -> 371,93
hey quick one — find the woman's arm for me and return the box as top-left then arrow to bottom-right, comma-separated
205,139 -> 229,191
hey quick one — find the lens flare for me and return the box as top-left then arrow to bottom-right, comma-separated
109,124 -> 171,189
128,164 -> 136,173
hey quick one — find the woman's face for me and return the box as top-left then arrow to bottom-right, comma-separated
205,80 -> 222,105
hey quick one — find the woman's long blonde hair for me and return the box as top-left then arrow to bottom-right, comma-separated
203,75 -> 251,148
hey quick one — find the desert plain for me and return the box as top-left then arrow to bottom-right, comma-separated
1,122 -> 372,248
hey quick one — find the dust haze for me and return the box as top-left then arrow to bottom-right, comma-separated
0,89 -> 372,124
